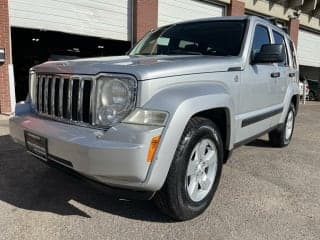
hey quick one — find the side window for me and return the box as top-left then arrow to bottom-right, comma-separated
272,30 -> 288,66
252,25 -> 270,56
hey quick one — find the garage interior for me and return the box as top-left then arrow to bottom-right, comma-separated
11,27 -> 131,102
300,66 -> 320,80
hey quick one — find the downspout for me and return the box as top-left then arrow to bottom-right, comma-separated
7,0 -> 16,113
131,0 -> 135,48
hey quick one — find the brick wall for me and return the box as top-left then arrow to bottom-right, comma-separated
228,0 -> 245,16
132,0 -> 158,43
289,17 -> 299,47
0,0 -> 11,113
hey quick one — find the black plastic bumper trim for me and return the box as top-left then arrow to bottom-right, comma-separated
242,107 -> 283,127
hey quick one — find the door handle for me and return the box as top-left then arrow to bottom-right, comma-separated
289,72 -> 296,77
271,72 -> 280,78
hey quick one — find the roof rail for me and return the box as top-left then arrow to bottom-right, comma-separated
258,16 -> 278,25
256,16 -> 288,32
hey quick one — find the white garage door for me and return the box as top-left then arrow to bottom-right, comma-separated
158,0 -> 225,27
297,29 -> 320,67
8,0 -> 130,41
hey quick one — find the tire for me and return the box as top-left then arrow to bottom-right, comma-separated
154,117 -> 223,221
269,103 -> 296,148
308,91 -> 315,101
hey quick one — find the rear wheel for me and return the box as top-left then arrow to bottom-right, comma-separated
269,103 -> 296,147
154,117 -> 223,221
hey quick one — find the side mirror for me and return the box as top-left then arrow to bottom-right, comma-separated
0,48 -> 5,65
252,44 -> 284,64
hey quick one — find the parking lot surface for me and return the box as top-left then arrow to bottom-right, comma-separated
0,103 -> 319,240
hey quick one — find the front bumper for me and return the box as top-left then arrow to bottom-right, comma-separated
9,113 -> 164,191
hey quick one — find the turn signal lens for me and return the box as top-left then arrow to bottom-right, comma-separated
123,109 -> 169,126
147,136 -> 161,162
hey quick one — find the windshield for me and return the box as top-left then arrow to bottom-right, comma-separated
129,20 -> 247,56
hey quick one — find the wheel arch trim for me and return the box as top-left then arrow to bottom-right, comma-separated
141,83 -> 235,191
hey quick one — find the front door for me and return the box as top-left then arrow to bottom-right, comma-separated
236,23 -> 277,143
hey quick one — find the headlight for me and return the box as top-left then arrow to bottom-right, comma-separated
95,75 -> 137,126
123,109 -> 169,126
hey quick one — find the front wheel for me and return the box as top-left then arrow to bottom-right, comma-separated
269,103 -> 296,148
154,117 -> 223,221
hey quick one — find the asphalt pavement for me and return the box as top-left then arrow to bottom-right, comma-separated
0,103 -> 319,240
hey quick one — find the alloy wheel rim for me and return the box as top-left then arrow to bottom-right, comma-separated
285,110 -> 294,140
185,138 -> 218,202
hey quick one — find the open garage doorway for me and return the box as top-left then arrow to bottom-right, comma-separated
300,65 -> 320,101
11,27 -> 131,102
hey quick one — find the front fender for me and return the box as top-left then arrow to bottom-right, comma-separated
142,83 -> 235,191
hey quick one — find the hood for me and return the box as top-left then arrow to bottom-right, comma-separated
32,55 -> 243,80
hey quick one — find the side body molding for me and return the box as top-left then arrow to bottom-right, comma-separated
141,83 -> 235,191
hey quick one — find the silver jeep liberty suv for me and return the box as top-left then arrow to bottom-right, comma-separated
10,16 -> 299,220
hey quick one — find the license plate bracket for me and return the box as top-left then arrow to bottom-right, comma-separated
24,131 -> 48,160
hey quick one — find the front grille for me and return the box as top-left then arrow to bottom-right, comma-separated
32,74 -> 95,125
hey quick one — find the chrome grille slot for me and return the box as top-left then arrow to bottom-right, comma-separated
38,76 -> 44,113
71,79 -> 80,121
54,77 -> 60,116
43,76 -> 48,113
58,78 -> 64,117
62,79 -> 69,118
82,80 -> 92,123
36,77 -> 40,111
47,77 -> 53,115
32,74 -> 95,126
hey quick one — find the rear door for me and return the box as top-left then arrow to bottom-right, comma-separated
288,39 -> 299,86
271,29 -> 290,106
